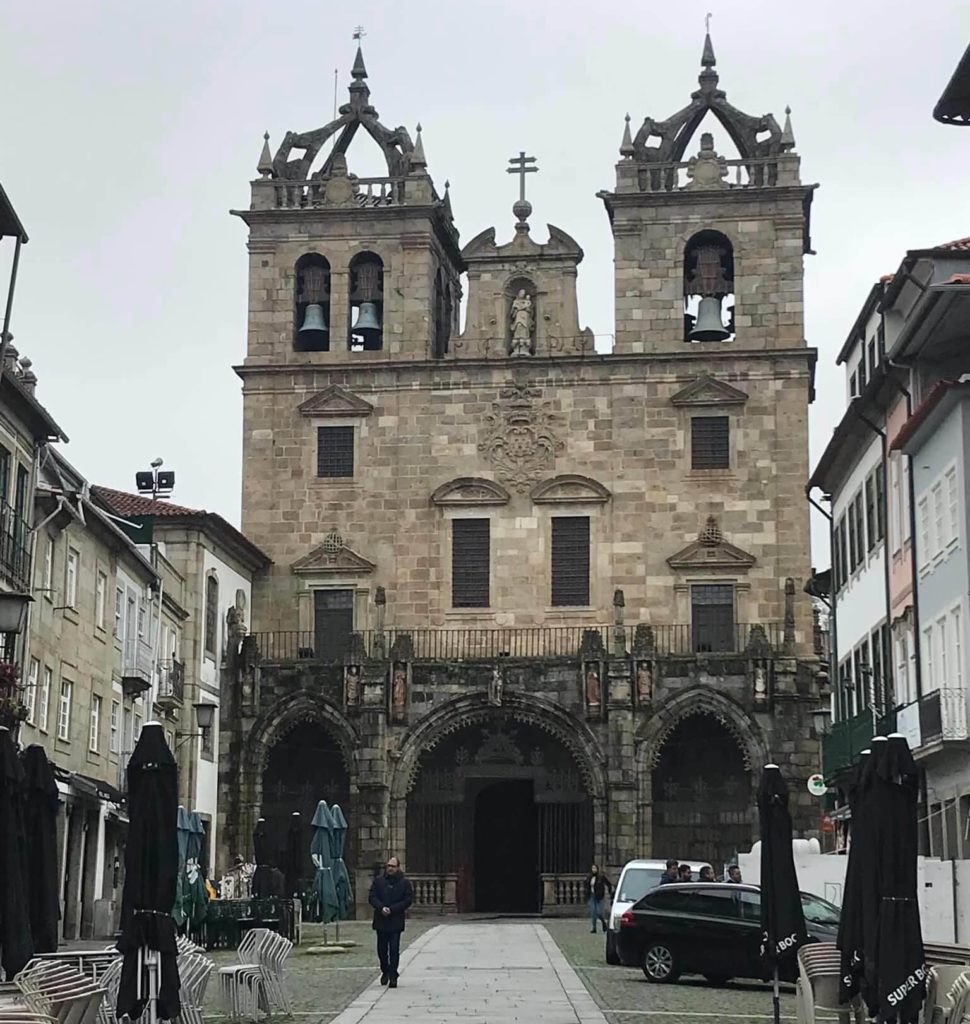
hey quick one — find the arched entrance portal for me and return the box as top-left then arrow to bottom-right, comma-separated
407,720 -> 593,913
651,714 -> 752,870
261,722 -> 352,879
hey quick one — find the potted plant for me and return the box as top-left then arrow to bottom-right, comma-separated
0,660 -> 26,731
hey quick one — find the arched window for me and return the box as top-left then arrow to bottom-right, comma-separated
432,268 -> 450,359
506,276 -> 537,356
294,254 -> 331,352
204,574 -> 219,659
348,252 -> 384,351
683,230 -> 735,343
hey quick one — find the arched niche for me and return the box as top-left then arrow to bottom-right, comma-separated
348,251 -> 384,351
505,275 -> 537,356
683,230 -> 735,344
294,253 -> 331,352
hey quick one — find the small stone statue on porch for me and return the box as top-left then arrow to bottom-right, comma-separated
585,665 -> 601,709
636,661 -> 653,704
753,662 -> 768,706
509,289 -> 533,357
345,664 -> 361,708
488,665 -> 504,707
391,663 -> 407,720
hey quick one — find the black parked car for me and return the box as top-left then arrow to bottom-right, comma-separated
615,882 -> 840,985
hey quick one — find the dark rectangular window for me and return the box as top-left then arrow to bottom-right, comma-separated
551,516 -> 590,607
858,355 -> 867,391
870,627 -> 883,712
865,474 -> 877,553
854,643 -> 869,710
691,584 -> 735,653
874,462 -> 886,543
313,589 -> 354,662
849,372 -> 858,398
691,416 -> 730,470
868,339 -> 877,376
833,516 -> 845,590
316,426 -> 354,478
452,519 -> 490,608
0,447 -> 9,504
853,492 -> 865,565
847,502 -> 859,571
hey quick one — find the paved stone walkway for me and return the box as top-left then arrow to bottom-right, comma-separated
329,922 -> 608,1023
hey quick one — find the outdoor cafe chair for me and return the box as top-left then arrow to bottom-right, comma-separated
795,943 -> 864,1024
218,928 -> 269,1022
932,970 -> 970,1024
174,952 -> 213,1024
926,966 -> 969,1024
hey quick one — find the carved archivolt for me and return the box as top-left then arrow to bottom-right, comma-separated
392,693 -> 606,800
637,689 -> 767,773
245,692 -> 359,776
478,385 -> 564,493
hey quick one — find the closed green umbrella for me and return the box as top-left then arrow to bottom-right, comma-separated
330,804 -> 352,919
172,807 -> 192,930
186,812 -> 208,930
310,801 -> 339,930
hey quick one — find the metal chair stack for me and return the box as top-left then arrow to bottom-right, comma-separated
9,961 -> 106,1024
795,943 -> 864,1024
927,967 -> 970,1024
217,928 -> 293,1022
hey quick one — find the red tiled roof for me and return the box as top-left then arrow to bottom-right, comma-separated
934,236 -> 970,252
92,486 -> 202,518
889,380 -> 970,451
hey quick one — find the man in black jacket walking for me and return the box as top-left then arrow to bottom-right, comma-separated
369,856 -> 413,988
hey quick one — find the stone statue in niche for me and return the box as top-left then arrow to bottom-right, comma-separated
584,665 -> 601,708
344,665 -> 361,707
488,665 -> 504,707
509,289 -> 534,357
391,663 -> 407,719
753,663 -> 767,705
636,661 -> 653,704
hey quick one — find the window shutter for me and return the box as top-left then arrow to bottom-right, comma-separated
313,589 -> 354,661
317,426 -> 355,478
690,584 -> 735,652
551,516 -> 590,606
691,417 -> 730,469
452,519 -> 490,608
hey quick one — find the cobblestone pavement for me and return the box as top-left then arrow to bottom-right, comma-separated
543,920 -> 800,1023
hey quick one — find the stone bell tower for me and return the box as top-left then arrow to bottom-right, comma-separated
599,30 -> 815,355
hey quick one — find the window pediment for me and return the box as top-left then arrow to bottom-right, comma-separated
670,376 -> 749,408
292,540 -> 375,575
298,384 -> 374,418
531,474 -> 611,505
430,477 -> 511,507
667,516 -> 755,573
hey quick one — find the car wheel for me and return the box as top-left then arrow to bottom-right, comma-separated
703,975 -> 731,986
642,942 -> 679,983
605,931 -> 620,966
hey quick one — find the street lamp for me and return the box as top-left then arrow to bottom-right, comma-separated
174,701 -> 217,749
810,705 -> 832,739
0,591 -> 33,635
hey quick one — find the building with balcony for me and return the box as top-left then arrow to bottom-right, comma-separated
93,486 -> 270,867
219,33 -> 825,916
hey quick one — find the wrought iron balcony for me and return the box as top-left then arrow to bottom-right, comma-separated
0,498 -> 31,594
822,707 -> 898,779
248,623 -> 786,665
156,659 -> 184,708
120,637 -> 153,698
917,688 -> 969,748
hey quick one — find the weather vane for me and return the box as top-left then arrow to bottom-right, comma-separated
705,12 -> 712,32
353,25 -> 366,41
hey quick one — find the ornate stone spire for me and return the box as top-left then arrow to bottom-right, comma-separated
257,132 -> 273,178
410,123 -> 427,170
698,14 -> 719,93
780,106 -> 796,150
620,114 -> 634,158
442,179 -> 453,218
351,43 -> 367,80
701,28 -> 716,68
348,34 -> 370,108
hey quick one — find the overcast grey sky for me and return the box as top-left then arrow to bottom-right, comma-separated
1,0 -> 968,565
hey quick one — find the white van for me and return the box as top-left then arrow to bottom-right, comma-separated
605,858 -> 713,964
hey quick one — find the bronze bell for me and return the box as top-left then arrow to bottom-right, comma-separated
689,297 -> 730,342
351,301 -> 381,338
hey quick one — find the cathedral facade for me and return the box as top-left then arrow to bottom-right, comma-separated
218,35 -> 824,916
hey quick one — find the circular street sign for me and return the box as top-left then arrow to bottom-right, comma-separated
807,774 -> 827,797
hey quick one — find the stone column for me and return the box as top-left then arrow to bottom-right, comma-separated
605,666 -> 637,874
353,707 -> 389,917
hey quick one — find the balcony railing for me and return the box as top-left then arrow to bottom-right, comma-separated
249,623 -> 786,664
157,659 -> 184,707
918,688 -> 969,745
627,155 -> 799,194
823,707 -> 898,779
0,498 -> 31,593
408,874 -> 457,913
120,637 -> 154,696
260,175 -> 425,211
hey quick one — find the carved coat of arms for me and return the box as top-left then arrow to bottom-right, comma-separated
478,385 -> 564,492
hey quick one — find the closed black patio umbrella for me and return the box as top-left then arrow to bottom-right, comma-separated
284,812 -> 304,899
116,722 -> 180,1024
837,746 -> 873,1005
757,764 -> 808,1024
0,725 -> 31,978
864,734 -> 925,1024
21,744 -> 60,954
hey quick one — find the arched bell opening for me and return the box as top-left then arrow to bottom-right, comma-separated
294,254 -> 331,352
348,252 -> 384,351
651,713 -> 753,871
406,718 -> 594,913
260,721 -> 353,896
432,267 -> 451,359
683,230 -> 735,344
